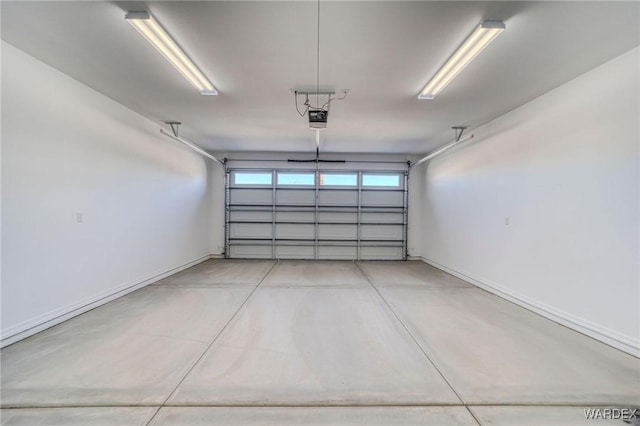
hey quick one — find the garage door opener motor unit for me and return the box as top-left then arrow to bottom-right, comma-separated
292,90 -> 349,130
308,108 -> 328,129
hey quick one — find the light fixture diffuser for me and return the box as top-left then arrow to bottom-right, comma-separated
419,20 -> 505,100
126,11 -> 217,95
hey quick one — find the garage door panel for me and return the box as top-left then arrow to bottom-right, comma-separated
318,191 -> 357,206
360,246 -> 404,260
276,189 -> 315,206
319,206 -> 357,212
231,189 -> 271,205
361,212 -> 403,224
275,245 -> 315,259
276,211 -> 315,223
230,223 -> 272,239
361,224 -> 403,240
230,244 -> 272,259
226,168 -> 406,260
318,224 -> 357,239
230,211 -> 272,222
318,246 -> 357,260
276,224 -> 314,239
319,212 -> 357,223
361,191 -> 404,206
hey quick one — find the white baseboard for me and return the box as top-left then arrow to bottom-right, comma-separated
0,254 -> 213,348
421,257 -> 640,358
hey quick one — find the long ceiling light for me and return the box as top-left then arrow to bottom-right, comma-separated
419,20 -> 505,100
125,11 -> 217,95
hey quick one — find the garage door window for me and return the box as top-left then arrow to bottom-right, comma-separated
362,174 -> 401,188
234,172 -> 272,185
320,173 -> 357,186
277,172 -> 315,186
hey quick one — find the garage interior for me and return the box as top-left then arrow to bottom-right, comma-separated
1,1 -> 639,425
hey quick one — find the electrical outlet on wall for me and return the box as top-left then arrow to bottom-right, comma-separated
504,217 -> 510,226
76,212 -> 84,223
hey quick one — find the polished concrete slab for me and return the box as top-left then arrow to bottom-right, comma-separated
1,286 -> 253,406
263,260 -> 369,287
357,261 -> 472,288
0,407 -> 157,426
28,286 -> 255,343
168,286 -> 460,405
2,259 -> 638,425
156,259 -> 275,286
150,407 -> 478,425
378,286 -> 640,405
469,406 -> 631,425
1,331 -> 205,407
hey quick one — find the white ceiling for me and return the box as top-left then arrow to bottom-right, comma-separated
2,1 -> 638,155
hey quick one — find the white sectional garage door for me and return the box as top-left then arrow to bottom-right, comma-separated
225,168 -> 408,260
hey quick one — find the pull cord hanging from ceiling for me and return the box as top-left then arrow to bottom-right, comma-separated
291,0 -> 348,134
315,0 -> 320,168
289,0 -> 348,162
316,0 -> 320,110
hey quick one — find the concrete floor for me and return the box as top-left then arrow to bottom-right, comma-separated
1,260 -> 638,425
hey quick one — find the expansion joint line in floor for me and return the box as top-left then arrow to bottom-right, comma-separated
144,260 -> 280,426
3,402 -> 631,409
353,262 -> 482,426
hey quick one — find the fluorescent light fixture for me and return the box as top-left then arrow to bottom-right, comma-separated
419,20 -> 505,100
126,11 -> 217,95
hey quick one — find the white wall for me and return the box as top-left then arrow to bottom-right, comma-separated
1,42 -> 214,346
420,47 -> 640,356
